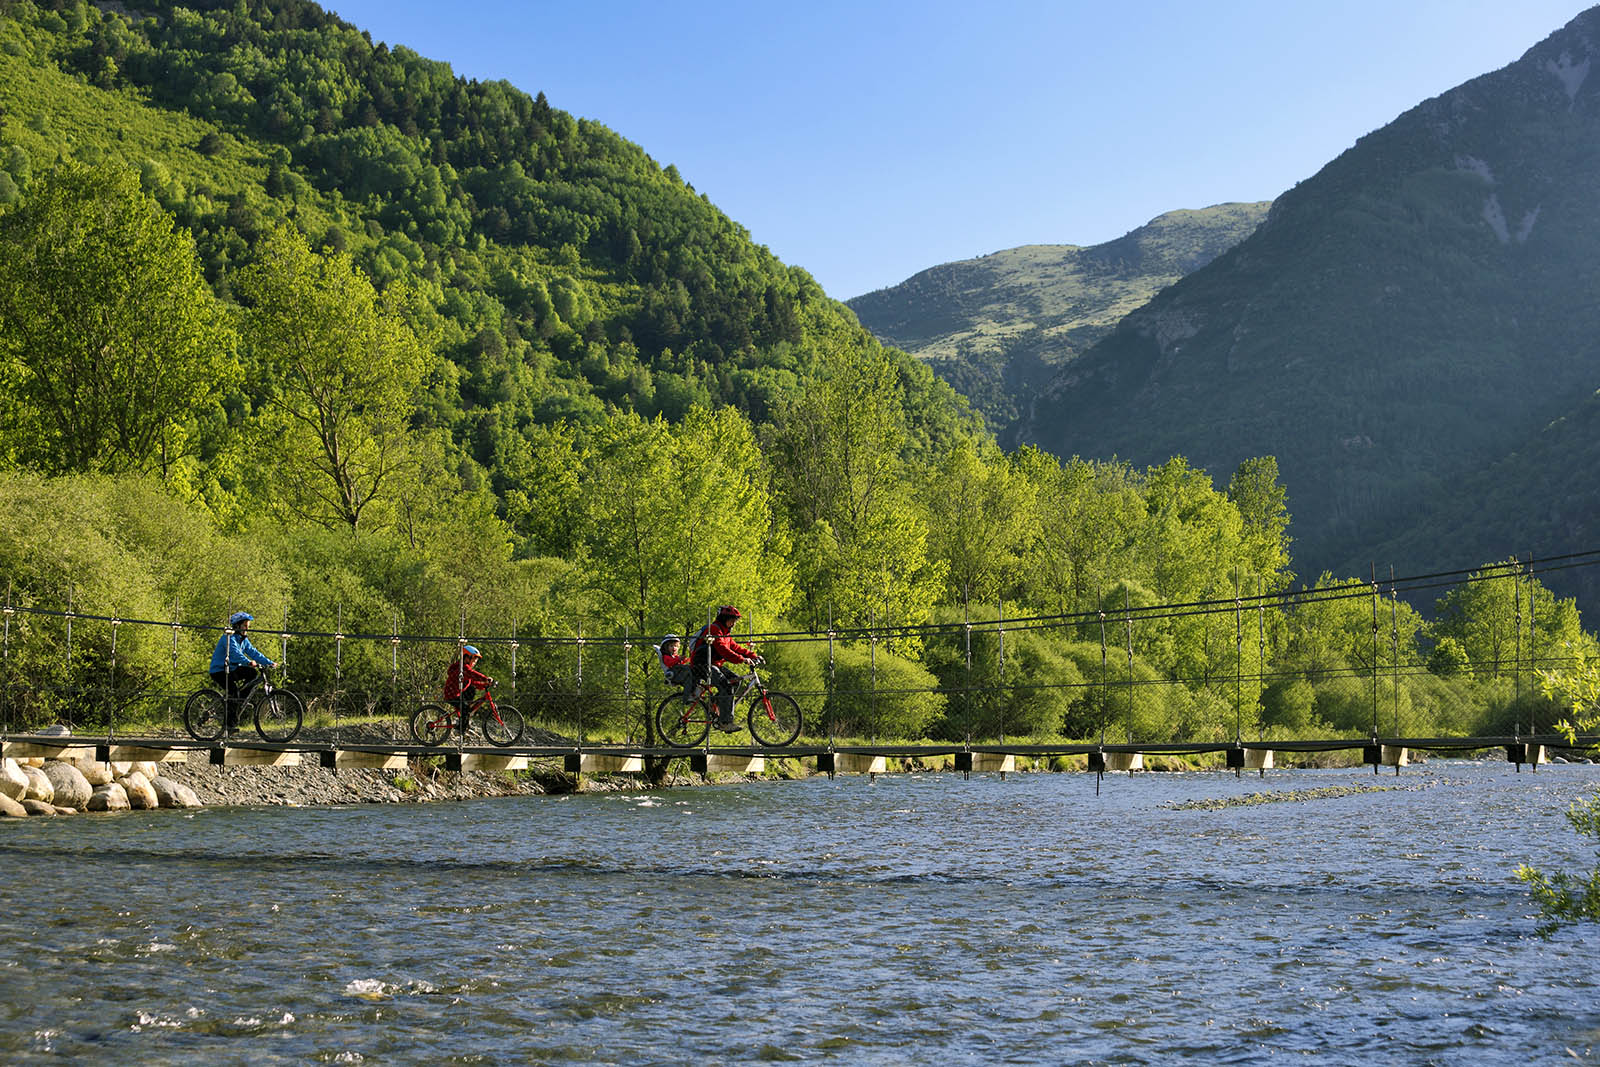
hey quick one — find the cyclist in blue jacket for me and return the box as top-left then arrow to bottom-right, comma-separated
210,611 -> 276,730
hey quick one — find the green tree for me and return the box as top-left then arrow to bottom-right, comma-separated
923,440 -> 1036,610
238,224 -> 433,533
1433,561 -> 1582,682
1012,450 -> 1142,617
1226,455 -> 1293,589
579,407 -> 793,639
0,164 -> 237,476
767,331 -> 944,637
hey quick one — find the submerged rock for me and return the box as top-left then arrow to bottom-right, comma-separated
151,777 -> 202,809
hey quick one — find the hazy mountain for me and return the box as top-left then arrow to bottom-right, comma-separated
846,203 -> 1269,428
1017,7 -> 1600,604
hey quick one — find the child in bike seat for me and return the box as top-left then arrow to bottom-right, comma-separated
444,645 -> 493,713
657,634 -> 695,692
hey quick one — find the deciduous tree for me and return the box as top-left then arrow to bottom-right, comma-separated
238,225 -> 432,534
0,164 -> 237,476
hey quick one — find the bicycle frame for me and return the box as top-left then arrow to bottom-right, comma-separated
684,668 -> 774,723
450,688 -> 507,733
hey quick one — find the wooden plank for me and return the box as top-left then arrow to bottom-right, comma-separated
334,750 -> 410,770
1105,751 -> 1144,772
690,753 -> 765,775
215,748 -> 302,767
456,753 -> 530,773
2,741 -> 97,761
955,752 -> 1014,773
819,752 -> 887,775
1244,747 -> 1274,770
98,745 -> 187,764
561,753 -> 641,774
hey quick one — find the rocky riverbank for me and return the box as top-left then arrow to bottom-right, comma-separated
1,748 -> 607,816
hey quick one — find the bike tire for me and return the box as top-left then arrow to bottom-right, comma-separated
411,703 -> 454,747
482,703 -> 525,747
747,689 -> 803,747
183,688 -> 227,743
254,688 -> 305,743
655,691 -> 712,748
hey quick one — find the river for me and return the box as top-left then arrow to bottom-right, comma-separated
0,759 -> 1597,1063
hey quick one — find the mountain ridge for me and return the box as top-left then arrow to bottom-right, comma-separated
1014,7 -> 1600,604
847,201 -> 1269,428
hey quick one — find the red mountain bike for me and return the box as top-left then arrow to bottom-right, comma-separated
655,665 -> 802,747
410,685 -> 525,747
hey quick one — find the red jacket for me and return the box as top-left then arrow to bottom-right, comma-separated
691,621 -> 758,666
444,659 -> 492,700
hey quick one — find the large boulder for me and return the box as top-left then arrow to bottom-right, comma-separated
151,777 -> 203,809
21,798 -> 55,816
42,762 -> 92,810
21,765 -> 53,804
0,792 -> 26,817
132,760 -> 160,780
0,758 -> 27,801
62,758 -> 112,787
87,783 -> 130,812
118,771 -> 158,811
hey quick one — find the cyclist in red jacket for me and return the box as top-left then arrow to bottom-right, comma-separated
444,645 -> 493,728
690,605 -> 763,729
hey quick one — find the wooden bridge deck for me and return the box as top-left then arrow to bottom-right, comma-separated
3,732 -> 1592,775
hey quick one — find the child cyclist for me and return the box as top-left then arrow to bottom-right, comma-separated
209,611 -> 276,731
443,645 -> 493,732
657,634 -> 695,690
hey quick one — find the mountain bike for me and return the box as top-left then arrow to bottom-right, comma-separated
183,670 -> 306,743
655,665 -> 802,748
410,685 -> 525,747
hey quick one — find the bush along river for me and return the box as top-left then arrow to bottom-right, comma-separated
0,759 -> 1596,1063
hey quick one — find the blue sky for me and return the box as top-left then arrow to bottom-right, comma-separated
325,0 -> 1587,300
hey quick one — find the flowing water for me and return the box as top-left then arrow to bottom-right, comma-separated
1,760 -> 1598,1064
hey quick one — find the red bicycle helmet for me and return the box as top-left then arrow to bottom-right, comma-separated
716,605 -> 742,621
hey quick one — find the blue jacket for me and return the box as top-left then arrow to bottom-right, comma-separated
210,632 -> 273,673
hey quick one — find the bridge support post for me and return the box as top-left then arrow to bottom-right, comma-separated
1506,743 -> 1546,772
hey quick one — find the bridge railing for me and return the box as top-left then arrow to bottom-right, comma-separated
0,556 -> 1589,749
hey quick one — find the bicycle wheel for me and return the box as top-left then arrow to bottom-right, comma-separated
747,689 -> 802,747
655,691 -> 711,748
482,703 -> 525,747
411,703 -> 454,747
183,688 -> 227,742
254,689 -> 305,743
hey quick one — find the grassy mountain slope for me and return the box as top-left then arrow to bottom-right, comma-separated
1017,7 -> 1600,597
846,203 -> 1269,427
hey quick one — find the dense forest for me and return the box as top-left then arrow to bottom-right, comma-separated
0,0 -> 1594,745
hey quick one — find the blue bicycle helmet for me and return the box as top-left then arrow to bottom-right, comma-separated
461,645 -> 482,658
229,611 -> 254,627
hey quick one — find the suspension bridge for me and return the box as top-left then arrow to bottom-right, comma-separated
3,552 -> 1599,784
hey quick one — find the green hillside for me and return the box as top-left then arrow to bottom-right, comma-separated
1017,7 -> 1600,603
0,0 -> 976,472
847,203 -> 1269,427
